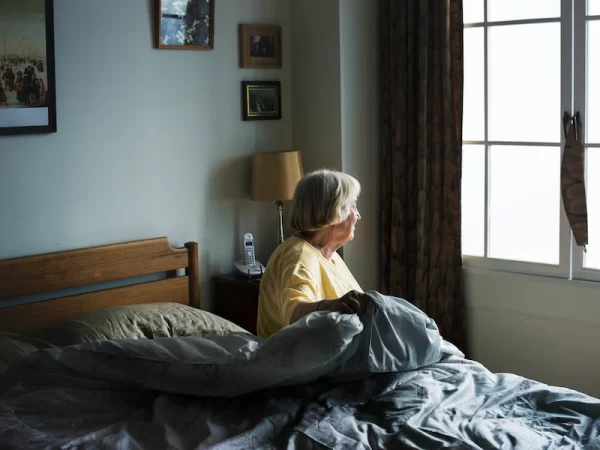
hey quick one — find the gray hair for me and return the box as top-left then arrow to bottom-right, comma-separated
289,169 -> 361,233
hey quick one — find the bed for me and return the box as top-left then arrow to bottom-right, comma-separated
0,237 -> 247,369
0,237 -> 599,449
0,236 -> 200,334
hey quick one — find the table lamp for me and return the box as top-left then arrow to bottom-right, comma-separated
251,150 -> 303,245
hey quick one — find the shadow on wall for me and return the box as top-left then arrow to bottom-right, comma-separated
207,155 -> 282,270
207,154 -> 251,267
209,155 -> 252,203
147,0 -> 156,46
202,157 -> 246,312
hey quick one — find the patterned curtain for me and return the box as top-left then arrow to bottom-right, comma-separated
561,114 -> 588,248
380,0 -> 466,352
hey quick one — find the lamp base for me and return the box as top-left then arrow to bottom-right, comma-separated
276,201 -> 284,245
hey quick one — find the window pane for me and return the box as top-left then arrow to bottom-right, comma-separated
463,0 -> 484,24
463,28 -> 485,141
488,24 -> 560,143
462,145 -> 485,256
584,149 -> 600,269
589,0 -> 600,15
589,22 -> 600,144
488,0 -> 560,22
488,146 -> 560,264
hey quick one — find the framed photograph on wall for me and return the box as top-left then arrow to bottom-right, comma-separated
238,24 -> 282,68
0,0 -> 56,136
241,81 -> 281,121
158,0 -> 215,50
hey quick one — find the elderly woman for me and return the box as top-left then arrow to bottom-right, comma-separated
256,169 -> 369,338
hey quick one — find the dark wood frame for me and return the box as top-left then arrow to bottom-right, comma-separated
241,80 -> 282,121
157,0 -> 215,50
238,24 -> 282,68
0,0 -> 57,136
0,237 -> 200,335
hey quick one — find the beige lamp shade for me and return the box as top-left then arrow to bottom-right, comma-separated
251,151 -> 303,202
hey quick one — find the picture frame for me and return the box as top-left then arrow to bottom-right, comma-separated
0,0 -> 57,136
241,81 -> 281,121
238,24 -> 282,69
157,0 -> 215,50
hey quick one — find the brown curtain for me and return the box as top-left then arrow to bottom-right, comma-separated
561,114 -> 588,248
380,0 -> 466,352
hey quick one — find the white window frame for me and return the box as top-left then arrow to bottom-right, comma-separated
571,1 -> 600,282
462,0 -> 573,279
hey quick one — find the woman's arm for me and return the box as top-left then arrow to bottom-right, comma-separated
289,290 -> 369,324
289,301 -> 319,324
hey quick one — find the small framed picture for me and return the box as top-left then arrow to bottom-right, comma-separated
238,24 -> 282,68
241,81 -> 281,121
158,0 -> 214,50
0,0 -> 57,136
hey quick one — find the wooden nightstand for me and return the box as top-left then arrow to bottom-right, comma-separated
212,274 -> 261,335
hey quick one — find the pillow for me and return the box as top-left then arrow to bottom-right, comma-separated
0,332 -> 55,375
37,303 -> 248,347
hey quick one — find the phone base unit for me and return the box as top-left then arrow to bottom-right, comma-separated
234,260 -> 265,278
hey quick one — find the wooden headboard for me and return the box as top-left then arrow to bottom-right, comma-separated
0,237 -> 199,335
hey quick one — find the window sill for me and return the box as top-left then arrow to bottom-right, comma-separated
463,265 -> 600,288
463,266 -> 600,327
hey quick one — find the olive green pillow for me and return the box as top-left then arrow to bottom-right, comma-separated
37,302 -> 248,347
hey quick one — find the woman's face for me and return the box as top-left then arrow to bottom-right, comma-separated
335,200 -> 361,244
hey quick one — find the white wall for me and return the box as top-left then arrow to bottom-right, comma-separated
290,0 -> 380,290
0,0 -> 293,309
465,268 -> 600,398
290,0 -> 342,173
339,0 -> 380,291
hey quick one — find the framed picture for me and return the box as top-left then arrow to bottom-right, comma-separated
0,0 -> 56,136
238,24 -> 282,69
158,0 -> 214,50
241,81 -> 281,121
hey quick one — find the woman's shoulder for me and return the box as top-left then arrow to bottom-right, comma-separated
269,236 -> 322,272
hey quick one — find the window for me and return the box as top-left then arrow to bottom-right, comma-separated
462,0 -> 600,281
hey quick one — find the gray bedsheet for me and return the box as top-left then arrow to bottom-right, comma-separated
0,292 -> 599,449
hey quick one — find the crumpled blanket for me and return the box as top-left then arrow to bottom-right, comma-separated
0,292 -> 598,450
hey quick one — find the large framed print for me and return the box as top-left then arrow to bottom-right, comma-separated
0,0 -> 57,136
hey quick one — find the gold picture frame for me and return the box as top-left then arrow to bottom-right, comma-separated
238,24 -> 282,68
241,81 -> 281,121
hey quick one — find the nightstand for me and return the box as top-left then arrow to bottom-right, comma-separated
212,274 -> 261,335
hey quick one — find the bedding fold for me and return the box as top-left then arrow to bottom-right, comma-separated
0,292 -> 598,450
1,292 -> 450,398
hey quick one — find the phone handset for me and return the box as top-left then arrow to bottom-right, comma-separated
244,233 -> 256,267
234,233 -> 265,277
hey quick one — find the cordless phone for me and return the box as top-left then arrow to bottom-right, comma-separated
244,233 -> 256,267
234,233 -> 265,277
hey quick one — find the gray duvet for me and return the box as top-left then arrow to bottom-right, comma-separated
0,292 -> 598,449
